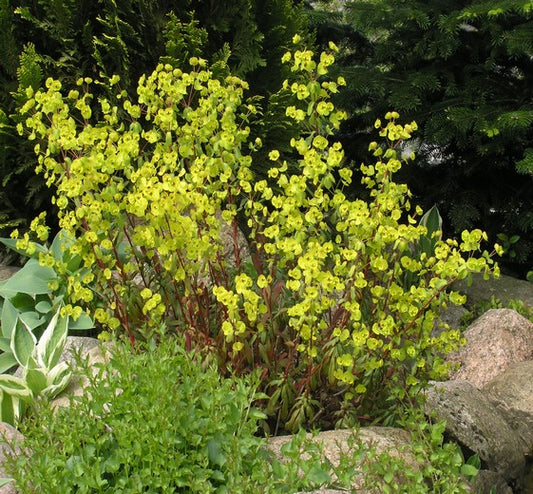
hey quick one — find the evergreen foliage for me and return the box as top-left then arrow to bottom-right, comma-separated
329,0 -> 533,273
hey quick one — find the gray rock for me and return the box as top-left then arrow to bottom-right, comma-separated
455,272 -> 533,309
434,304 -> 469,336
0,267 -> 19,282
483,360 -> 533,454
447,309 -> 533,388
218,211 -> 250,269
424,379 -> 527,481
0,422 -> 23,494
472,470 -> 513,494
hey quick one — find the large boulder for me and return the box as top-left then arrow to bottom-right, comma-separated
58,336 -> 101,365
424,379 -> 527,483
433,304 -> 469,336
472,470 -> 513,494
447,309 -> 533,388
483,360 -> 533,454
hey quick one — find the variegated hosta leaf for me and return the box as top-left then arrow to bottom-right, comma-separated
0,390 -> 26,426
10,318 -> 37,367
42,362 -> 72,400
35,308 -> 68,369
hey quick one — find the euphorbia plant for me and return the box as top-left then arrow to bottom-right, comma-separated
17,39 -> 500,431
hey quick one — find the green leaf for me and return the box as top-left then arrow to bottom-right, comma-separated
0,337 -> 11,353
50,230 -> 71,259
35,299 -> 53,314
460,463 -> 479,477
0,352 -> 18,374
420,205 -> 442,239
207,438 -> 226,467
10,318 -> 37,367
18,310 -> 44,332
248,407 -> 267,420
9,292 -> 35,312
0,392 -> 18,426
0,299 -> 18,338
0,374 -> 30,396
0,479 -> 13,488
68,312 -> 94,331
0,237 -> 47,258
43,362 -> 71,398
306,465 -> 332,485
467,453 -> 481,469
0,259 -> 56,297
36,309 -> 68,369
24,367 -> 47,396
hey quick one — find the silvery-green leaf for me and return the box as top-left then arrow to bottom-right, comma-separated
19,310 -> 44,332
0,259 -> 56,297
68,311 -> 94,331
0,237 -> 47,258
35,299 -> 53,314
10,319 -> 37,367
0,337 -> 11,353
0,352 -> 18,374
36,308 -> 68,369
0,299 -> 17,339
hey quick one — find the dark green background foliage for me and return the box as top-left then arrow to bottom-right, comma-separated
316,0 -> 533,273
0,0 -> 308,244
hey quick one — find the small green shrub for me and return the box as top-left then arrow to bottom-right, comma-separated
331,412 -> 475,493
17,41 -> 500,430
4,338 -> 474,493
6,338 -> 274,493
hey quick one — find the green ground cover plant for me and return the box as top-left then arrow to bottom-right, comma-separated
15,38 -> 500,432
4,337 -> 475,493
6,338 -> 276,493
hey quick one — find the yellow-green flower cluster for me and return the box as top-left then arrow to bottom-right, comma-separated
213,273 -> 268,349
19,57 -> 258,336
